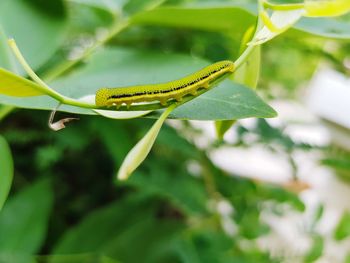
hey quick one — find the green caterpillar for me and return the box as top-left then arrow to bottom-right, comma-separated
95,60 -> 235,108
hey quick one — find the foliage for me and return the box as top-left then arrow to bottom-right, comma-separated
0,0 -> 350,262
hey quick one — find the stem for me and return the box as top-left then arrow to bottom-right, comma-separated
8,38 -> 98,109
234,0 -> 264,69
8,39 -> 66,101
43,19 -> 130,82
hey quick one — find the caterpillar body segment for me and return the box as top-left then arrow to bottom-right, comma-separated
95,60 -> 235,108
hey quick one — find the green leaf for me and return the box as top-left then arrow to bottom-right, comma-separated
0,135 -> 13,211
295,17 -> 350,39
304,0 -> 350,17
250,9 -> 304,45
0,26 -> 15,71
0,254 -> 36,263
125,169 -> 208,215
217,2 -> 350,40
216,27 -> 261,139
0,47 -> 276,120
40,254 -> 121,263
117,105 -> 175,180
53,194 -> 184,263
234,48 -> 261,90
67,0 -> 125,14
131,6 -> 255,37
124,0 -> 167,15
0,179 -> 53,255
215,120 -> 236,140
0,68 -> 48,96
334,211 -> 350,241
0,0 -> 67,71
304,235 -> 324,263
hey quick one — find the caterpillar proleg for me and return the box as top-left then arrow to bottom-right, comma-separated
95,60 -> 235,108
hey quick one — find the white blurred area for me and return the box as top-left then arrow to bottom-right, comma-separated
174,67 -> 350,262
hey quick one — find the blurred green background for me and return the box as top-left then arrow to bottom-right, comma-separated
1,0 -> 350,262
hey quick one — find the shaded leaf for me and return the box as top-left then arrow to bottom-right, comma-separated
117,105 -> 175,180
216,27 -> 261,139
295,17 -> 350,39
0,0 -> 67,71
0,179 -> 53,254
53,194 -> 185,263
0,135 -> 13,211
131,6 -> 255,37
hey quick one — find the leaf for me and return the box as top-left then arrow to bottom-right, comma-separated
0,68 -> 48,96
67,0 -> 125,14
117,105 -> 175,180
131,6 -> 255,36
0,47 -> 276,120
94,109 -> 153,119
234,47 -> 261,90
39,253 -> 122,263
0,179 -> 53,255
304,235 -> 324,262
0,26 -> 15,71
0,135 -> 13,211
215,120 -> 236,140
221,2 -> 350,40
53,194 -> 184,263
165,80 -> 275,120
294,17 -> 350,39
0,254 -> 36,263
249,9 -> 305,45
124,0 -> 167,15
216,27 -> 261,139
0,0 -> 67,71
124,169 -> 208,215
334,211 -> 350,241
304,0 -> 350,17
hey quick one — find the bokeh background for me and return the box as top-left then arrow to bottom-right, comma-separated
1,0 -> 350,262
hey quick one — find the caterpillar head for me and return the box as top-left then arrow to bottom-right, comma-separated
95,88 -> 111,107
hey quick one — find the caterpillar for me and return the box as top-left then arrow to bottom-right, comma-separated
95,60 -> 235,108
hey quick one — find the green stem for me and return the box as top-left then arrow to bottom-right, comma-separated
234,0 -> 264,69
43,19 -> 130,82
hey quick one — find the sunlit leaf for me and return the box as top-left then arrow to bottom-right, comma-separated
249,9 -> 305,45
0,68 -> 48,96
304,0 -> 350,17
